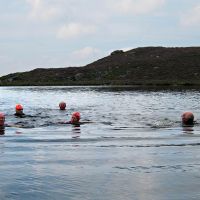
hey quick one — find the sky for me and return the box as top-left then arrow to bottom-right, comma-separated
0,0 -> 199,76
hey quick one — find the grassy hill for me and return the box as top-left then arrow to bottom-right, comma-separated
0,47 -> 200,87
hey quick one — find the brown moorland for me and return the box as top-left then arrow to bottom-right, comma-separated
0,47 -> 200,88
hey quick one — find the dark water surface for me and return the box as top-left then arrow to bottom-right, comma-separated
1,86 -> 200,200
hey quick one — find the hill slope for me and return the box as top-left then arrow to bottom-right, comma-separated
0,47 -> 200,86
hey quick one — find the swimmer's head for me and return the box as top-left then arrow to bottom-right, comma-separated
59,102 -> 66,110
71,112 -> 81,124
0,112 -> 5,126
182,112 -> 194,125
15,104 -> 24,115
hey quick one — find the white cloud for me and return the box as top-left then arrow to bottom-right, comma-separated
181,5 -> 200,27
71,47 -> 100,60
112,0 -> 165,15
26,0 -> 60,21
57,23 -> 97,39
1,0 -> 199,76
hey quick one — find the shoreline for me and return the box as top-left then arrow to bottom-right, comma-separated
0,84 -> 200,90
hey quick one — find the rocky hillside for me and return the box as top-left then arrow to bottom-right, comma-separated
0,47 -> 200,86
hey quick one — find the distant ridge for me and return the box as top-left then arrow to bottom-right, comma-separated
1,47 -> 200,87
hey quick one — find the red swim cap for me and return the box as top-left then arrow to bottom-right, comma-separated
59,102 -> 66,110
16,104 -> 23,111
0,113 -> 5,119
182,112 -> 194,125
0,112 -> 5,126
71,112 -> 81,122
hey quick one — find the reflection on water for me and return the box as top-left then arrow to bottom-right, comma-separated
71,125 -> 81,139
182,126 -> 194,134
1,86 -> 200,200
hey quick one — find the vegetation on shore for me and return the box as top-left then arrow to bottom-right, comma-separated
0,47 -> 200,87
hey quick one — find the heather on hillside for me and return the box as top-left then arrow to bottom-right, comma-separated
1,47 -> 200,87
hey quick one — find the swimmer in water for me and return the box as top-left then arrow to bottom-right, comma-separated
59,112 -> 93,125
70,112 -> 82,125
0,112 -> 5,135
15,104 -> 25,118
0,112 -> 25,135
181,112 -> 194,126
59,102 -> 66,110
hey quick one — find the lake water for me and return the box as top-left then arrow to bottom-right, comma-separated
1,86 -> 200,200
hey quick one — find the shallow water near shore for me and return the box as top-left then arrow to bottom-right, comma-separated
1,86 -> 200,200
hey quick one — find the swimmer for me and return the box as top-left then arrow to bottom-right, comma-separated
0,112 -> 5,135
181,112 -> 194,126
59,102 -> 66,110
0,112 -> 5,126
0,112 -> 25,134
59,112 -> 93,125
15,104 -> 25,117
70,112 -> 81,124
61,112 -> 81,125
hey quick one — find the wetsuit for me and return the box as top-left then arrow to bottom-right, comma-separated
14,113 -> 26,118
0,126 -> 5,135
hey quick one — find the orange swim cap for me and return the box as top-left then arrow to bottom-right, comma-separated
0,112 -> 5,119
16,104 -> 23,111
71,112 -> 81,122
0,112 -> 5,126
59,102 -> 66,110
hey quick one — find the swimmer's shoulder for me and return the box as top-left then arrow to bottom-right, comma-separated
14,113 -> 26,118
77,121 -> 95,125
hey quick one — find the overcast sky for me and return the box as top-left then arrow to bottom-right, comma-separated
0,0 -> 199,76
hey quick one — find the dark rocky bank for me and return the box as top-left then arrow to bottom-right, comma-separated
0,47 -> 200,87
